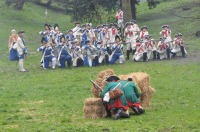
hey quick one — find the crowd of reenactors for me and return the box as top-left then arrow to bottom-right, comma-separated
8,8 -> 187,71
35,20 -> 186,69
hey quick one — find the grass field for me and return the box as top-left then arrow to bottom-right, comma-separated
0,0 -> 200,131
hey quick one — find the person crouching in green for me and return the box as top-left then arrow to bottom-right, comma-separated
123,78 -> 145,115
100,76 -> 130,120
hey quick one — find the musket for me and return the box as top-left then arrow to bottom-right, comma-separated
40,48 -> 47,63
90,79 -> 103,91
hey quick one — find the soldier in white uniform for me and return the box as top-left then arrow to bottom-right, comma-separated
157,37 -> 168,60
139,26 -> 149,40
17,31 -> 27,72
115,8 -> 124,34
72,22 -> 81,39
124,22 -> 137,60
71,45 -> 84,67
171,33 -> 186,58
133,40 -> 147,62
82,40 -> 99,67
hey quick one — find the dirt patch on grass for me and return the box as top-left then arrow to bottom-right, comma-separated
171,50 -> 200,64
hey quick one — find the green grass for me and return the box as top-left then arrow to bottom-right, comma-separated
0,0 -> 200,131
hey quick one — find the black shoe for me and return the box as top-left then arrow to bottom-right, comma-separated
138,108 -> 145,114
131,106 -> 141,115
121,111 -> 130,118
113,109 -> 122,120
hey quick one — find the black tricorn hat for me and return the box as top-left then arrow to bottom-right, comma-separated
110,23 -> 117,27
75,22 -> 80,25
177,33 -> 183,37
18,31 -> 25,34
140,26 -> 148,30
106,76 -> 120,82
125,22 -> 131,27
67,29 -> 73,33
115,35 -> 121,41
130,19 -> 136,23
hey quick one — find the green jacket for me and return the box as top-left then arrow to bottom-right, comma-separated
123,81 -> 141,103
100,81 -> 127,106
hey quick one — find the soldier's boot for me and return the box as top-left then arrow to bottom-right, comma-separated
105,55 -> 109,64
131,106 -> 141,115
172,53 -> 176,58
120,111 -> 130,118
138,108 -> 145,114
132,49 -> 136,56
157,52 -> 160,60
153,50 -> 157,60
113,109 -> 123,120
67,60 -> 72,68
126,50 -> 130,60
94,56 -> 99,66
180,46 -> 185,57
19,59 -> 26,72
143,52 -> 147,62
166,48 -> 171,59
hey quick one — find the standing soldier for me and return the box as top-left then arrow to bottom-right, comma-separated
8,29 -> 19,61
160,25 -> 172,59
108,23 -> 118,54
72,22 -> 81,39
102,24 -> 109,46
171,33 -> 186,58
139,26 -> 149,40
130,20 -> 140,35
115,8 -> 124,35
17,31 -> 27,72
124,22 -> 137,60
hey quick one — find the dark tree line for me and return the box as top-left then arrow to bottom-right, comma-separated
5,0 -> 162,22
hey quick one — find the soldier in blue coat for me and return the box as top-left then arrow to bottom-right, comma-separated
82,40 -> 99,67
109,35 -> 125,64
57,36 -> 72,68
37,42 -> 56,70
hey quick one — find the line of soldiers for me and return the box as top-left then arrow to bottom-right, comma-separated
38,23 -> 125,69
100,76 -> 145,120
37,21 -> 187,69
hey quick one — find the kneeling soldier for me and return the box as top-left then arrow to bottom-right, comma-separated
123,78 -> 145,115
101,76 -> 130,120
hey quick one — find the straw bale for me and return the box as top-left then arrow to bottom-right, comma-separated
83,105 -> 105,114
83,98 -> 107,118
91,69 -> 115,98
84,98 -> 103,105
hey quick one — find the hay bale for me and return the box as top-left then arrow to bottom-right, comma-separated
91,69 -> 115,98
83,98 -> 107,118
